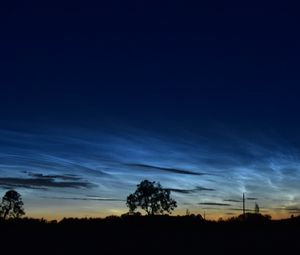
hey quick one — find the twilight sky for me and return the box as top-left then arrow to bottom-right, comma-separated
1,1 -> 300,219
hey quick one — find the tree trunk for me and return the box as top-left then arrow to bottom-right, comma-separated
3,202 -> 11,220
3,208 -> 9,220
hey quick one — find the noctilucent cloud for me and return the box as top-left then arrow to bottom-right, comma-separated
1,2 -> 300,219
1,123 -> 300,219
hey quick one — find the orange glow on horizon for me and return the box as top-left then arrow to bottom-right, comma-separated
24,208 -> 295,221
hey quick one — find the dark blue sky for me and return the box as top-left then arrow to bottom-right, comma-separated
1,1 -> 300,219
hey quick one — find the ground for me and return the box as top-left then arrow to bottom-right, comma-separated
0,216 -> 299,255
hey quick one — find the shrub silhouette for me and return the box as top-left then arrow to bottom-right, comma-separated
0,190 -> 25,219
126,180 -> 177,215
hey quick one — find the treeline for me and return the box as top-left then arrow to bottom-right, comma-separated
0,212 -> 298,225
1,214 -> 300,255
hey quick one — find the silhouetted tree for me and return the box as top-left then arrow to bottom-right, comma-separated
126,180 -> 177,215
0,190 -> 25,219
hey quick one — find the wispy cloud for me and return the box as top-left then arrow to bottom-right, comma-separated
1,127 -> 300,218
26,172 -> 81,181
224,199 -> 242,203
0,173 -> 95,190
127,163 -> 208,176
283,206 -> 300,213
228,208 -> 253,212
199,202 -> 231,206
40,196 -> 125,202
167,186 -> 215,194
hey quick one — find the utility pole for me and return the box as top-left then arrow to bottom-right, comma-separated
243,193 -> 246,218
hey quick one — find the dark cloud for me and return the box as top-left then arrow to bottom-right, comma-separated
26,172 -> 81,181
0,175 -> 95,190
127,163 -> 208,176
167,186 -> 215,194
224,199 -> 242,203
199,202 -> 231,206
201,207 -> 222,210
229,208 -> 253,212
284,206 -> 300,212
41,196 -> 124,202
247,197 -> 258,201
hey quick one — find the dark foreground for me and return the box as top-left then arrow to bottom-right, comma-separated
1,216 -> 299,255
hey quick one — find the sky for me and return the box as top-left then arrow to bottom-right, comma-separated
1,1 -> 300,220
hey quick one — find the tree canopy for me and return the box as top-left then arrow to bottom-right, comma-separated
126,180 -> 177,215
0,190 -> 25,219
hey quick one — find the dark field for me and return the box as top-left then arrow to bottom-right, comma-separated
1,216 -> 299,255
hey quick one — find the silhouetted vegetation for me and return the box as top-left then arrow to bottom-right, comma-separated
0,188 -> 298,255
227,212 -> 272,223
126,180 -> 177,215
0,190 -> 25,219
0,214 -> 300,255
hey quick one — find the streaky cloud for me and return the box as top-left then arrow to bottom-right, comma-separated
26,172 -> 81,181
40,196 -> 125,202
224,212 -> 237,215
0,176 -> 96,190
127,163 -> 208,176
224,199 -> 242,203
228,208 -> 254,212
284,206 -> 300,212
167,186 -> 215,194
199,202 -> 231,206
